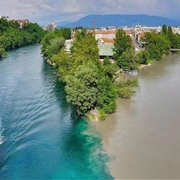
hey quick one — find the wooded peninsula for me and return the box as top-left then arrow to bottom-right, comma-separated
41,25 -> 180,120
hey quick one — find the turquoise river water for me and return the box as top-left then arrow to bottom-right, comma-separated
0,45 -> 112,179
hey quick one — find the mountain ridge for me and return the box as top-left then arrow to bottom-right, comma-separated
59,14 -> 180,28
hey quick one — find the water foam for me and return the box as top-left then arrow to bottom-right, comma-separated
0,117 -> 4,145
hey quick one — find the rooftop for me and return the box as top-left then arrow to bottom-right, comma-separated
98,44 -> 113,57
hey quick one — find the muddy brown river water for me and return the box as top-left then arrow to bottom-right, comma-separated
94,53 -> 180,179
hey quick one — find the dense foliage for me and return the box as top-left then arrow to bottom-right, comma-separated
71,30 -> 99,63
115,80 -> 138,99
0,18 -> 45,58
41,29 -> 136,120
42,26 -> 180,120
65,63 -> 99,115
113,26 -> 180,72
161,24 -> 180,49
113,29 -> 133,60
113,29 -> 147,71
142,31 -> 171,60
102,57 -> 119,80
63,31 -> 117,116
41,28 -> 71,59
117,48 -> 138,71
97,76 -> 117,114
141,25 -> 180,62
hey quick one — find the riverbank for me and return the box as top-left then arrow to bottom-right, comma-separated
93,53 -> 180,179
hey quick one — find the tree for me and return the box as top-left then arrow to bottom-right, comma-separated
142,32 -> 171,60
113,29 -> 133,60
117,48 -> 138,71
0,18 -> 9,33
0,45 -> 7,58
71,29 -> 87,46
44,37 -> 65,59
166,26 -> 180,49
51,49 -> 74,81
167,26 -> 173,36
136,50 -> 149,65
0,19 -> 45,58
171,34 -> 180,49
22,22 -> 45,43
41,32 -> 58,57
54,28 -> 71,39
97,77 -> 117,114
102,57 -> 119,80
115,80 -> 138,99
65,63 -> 99,115
162,24 -> 168,35
71,32 -> 99,63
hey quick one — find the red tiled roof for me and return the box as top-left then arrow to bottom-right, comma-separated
99,38 -> 114,44
95,29 -> 117,35
137,32 -> 145,37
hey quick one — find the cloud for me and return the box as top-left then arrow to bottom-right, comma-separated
0,0 -> 180,24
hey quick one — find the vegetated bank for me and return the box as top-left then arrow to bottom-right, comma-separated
0,17 -> 45,58
41,25 -> 180,120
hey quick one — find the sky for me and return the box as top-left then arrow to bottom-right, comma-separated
0,0 -> 180,25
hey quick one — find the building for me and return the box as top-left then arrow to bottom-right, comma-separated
98,38 -> 114,44
93,29 -> 117,46
98,44 -> 113,59
44,23 -> 57,31
95,29 -> 116,40
65,39 -> 73,53
11,19 -> 30,28
0,16 -> 9,19
172,27 -> 180,34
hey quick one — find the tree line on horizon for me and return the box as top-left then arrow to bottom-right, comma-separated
0,18 -> 45,58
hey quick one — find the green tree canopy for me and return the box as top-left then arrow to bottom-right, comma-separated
0,18 -> 45,58
0,45 -> 7,58
44,37 -> 65,59
142,32 -> 171,60
71,32 -> 99,63
41,28 -> 138,119
117,48 -> 138,71
54,28 -> 71,39
97,77 -> 117,114
102,57 -> 119,80
162,24 -> 168,35
136,50 -> 150,65
160,25 -> 180,49
0,18 -> 9,33
65,63 -> 99,115
52,49 -> 76,81
113,29 -> 133,60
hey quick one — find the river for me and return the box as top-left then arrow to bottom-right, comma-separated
0,45 -> 112,179
1,45 -> 180,180
94,53 -> 180,179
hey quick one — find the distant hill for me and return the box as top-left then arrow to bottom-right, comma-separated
60,14 -> 180,28
57,21 -> 72,27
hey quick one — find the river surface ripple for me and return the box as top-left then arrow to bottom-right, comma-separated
0,45 -> 112,180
